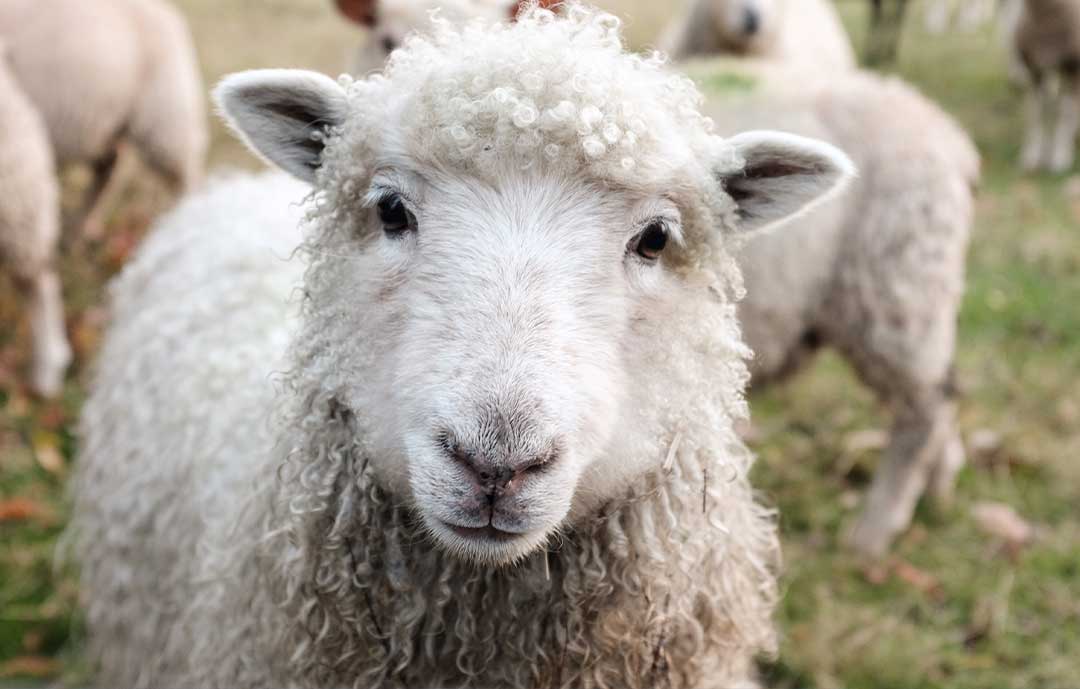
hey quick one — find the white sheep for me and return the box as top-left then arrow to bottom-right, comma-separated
0,42 -> 70,397
659,0 -> 856,72
1007,0 -> 1080,172
924,0 -> 999,32
71,5 -> 856,687
686,58 -> 980,556
335,0 -> 528,73
0,0 -> 207,238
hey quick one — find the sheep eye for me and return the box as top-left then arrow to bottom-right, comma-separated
377,194 -> 415,235
630,221 -> 668,261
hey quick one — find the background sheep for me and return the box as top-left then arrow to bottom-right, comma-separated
335,0 -> 562,73
0,0 -> 207,238
1008,0 -> 1080,172
72,6 -> 856,687
659,0 -> 856,72
685,58 -> 980,555
0,44 -> 70,397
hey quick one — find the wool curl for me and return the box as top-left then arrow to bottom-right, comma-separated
72,5 -> 778,688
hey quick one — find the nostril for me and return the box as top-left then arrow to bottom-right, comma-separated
742,8 -> 760,35
380,36 -> 397,54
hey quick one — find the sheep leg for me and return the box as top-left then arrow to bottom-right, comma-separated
1048,68 -> 1079,173
925,399 -> 965,504
14,269 -> 72,397
78,141 -> 130,241
845,400 -> 950,557
1020,71 -> 1052,171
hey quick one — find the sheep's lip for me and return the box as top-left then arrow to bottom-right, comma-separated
444,522 -> 524,542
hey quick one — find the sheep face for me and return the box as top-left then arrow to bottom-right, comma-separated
217,6 -> 853,566
709,0 -> 784,51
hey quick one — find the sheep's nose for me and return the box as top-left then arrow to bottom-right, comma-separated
742,7 -> 761,35
440,434 -> 558,499
380,36 -> 397,54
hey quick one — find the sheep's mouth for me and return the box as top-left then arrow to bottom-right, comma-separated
444,522 -> 524,543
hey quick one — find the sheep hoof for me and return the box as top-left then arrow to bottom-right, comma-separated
29,342 -> 72,399
843,514 -> 896,559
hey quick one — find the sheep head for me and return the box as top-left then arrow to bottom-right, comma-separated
216,3 -> 852,566
707,0 -> 785,53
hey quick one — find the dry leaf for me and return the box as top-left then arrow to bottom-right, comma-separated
32,432 -> 66,476
843,428 -> 888,455
0,497 -> 46,524
892,558 -> 945,601
0,655 -> 60,679
972,501 -> 1033,549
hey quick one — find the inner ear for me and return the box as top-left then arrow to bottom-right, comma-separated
215,70 -> 349,183
336,0 -> 377,27
720,130 -> 856,234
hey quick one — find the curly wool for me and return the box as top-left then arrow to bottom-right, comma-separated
73,6 -> 778,688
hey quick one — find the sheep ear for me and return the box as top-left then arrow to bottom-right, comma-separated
335,0 -> 377,26
214,70 -> 349,184
719,130 -> 856,234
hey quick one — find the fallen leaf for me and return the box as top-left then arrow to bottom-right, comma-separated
892,558 -> 945,601
32,432 -> 66,476
0,497 -> 47,524
0,655 -> 60,679
843,428 -> 888,455
972,501 -> 1033,552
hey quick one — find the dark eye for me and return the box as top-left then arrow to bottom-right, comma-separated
630,221 -> 668,261
377,194 -> 416,235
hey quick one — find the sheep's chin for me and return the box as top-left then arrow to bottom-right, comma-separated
421,514 -> 555,567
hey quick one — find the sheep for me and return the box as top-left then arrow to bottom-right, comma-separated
0,0 -> 207,238
659,0 -> 856,72
1008,0 -> 1080,172
0,42 -> 70,397
924,0 -> 998,33
71,5 -> 857,687
684,57 -> 980,556
336,0 -> 559,73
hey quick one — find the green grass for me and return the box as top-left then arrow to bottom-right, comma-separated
1,1 -> 1078,687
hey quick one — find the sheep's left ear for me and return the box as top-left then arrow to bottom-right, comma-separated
719,130 -> 856,234
214,69 -> 349,184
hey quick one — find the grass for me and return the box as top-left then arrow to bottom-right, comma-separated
1,1 -> 1078,687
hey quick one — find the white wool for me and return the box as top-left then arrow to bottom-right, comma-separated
65,6 -> 868,688
0,0 -> 207,187
659,0 -> 856,73
0,49 -> 69,396
687,56 -> 979,555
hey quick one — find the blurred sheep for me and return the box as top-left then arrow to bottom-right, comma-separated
1009,0 -> 1080,172
691,58 -> 979,555
0,0 -> 207,238
659,0 -> 856,72
0,43 -> 70,397
336,0 -> 556,73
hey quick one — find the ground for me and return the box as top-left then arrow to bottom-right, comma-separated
0,1 -> 1077,688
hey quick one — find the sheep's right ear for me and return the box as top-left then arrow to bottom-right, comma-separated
214,70 -> 349,183
335,0 -> 377,26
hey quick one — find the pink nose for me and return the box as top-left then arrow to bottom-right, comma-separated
439,433 -> 559,500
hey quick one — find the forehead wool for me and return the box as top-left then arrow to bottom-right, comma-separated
333,3 -> 741,188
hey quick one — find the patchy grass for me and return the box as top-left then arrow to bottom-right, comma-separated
0,1 -> 1077,687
